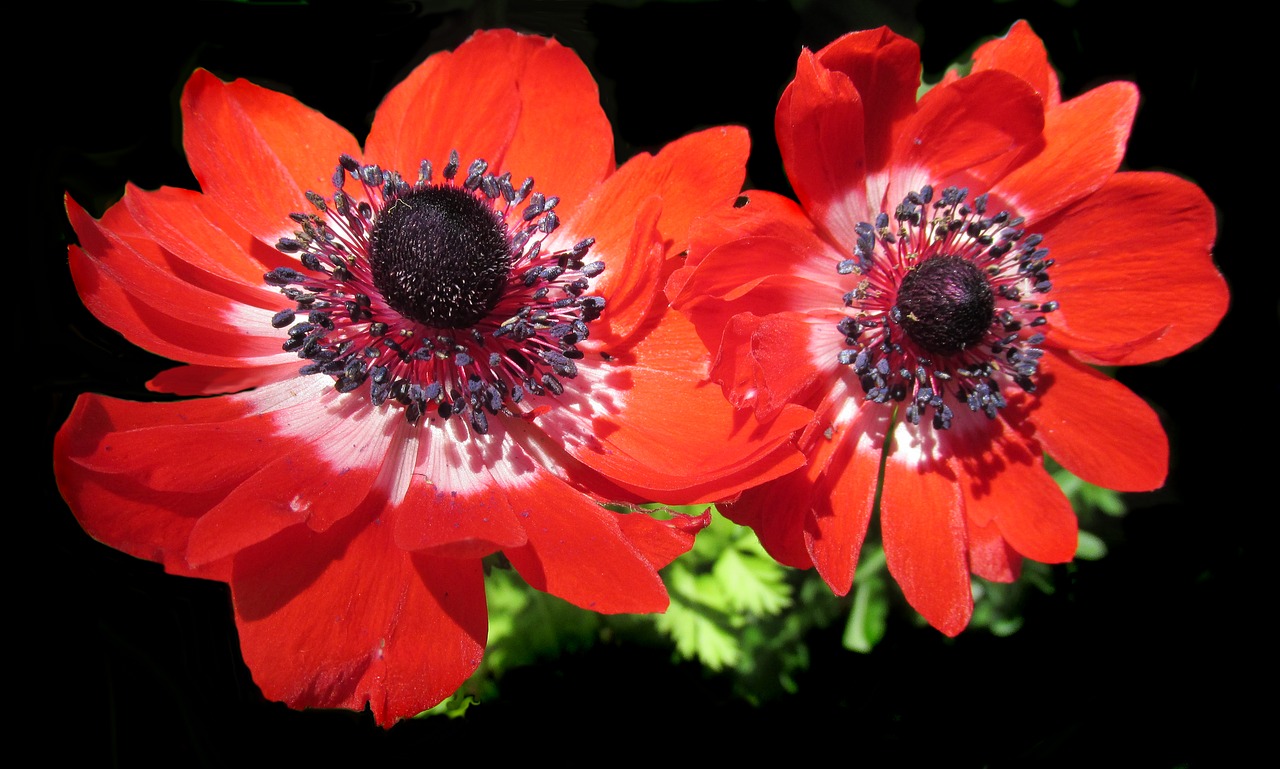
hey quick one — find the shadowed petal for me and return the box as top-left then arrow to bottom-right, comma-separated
1028,352 -> 1168,491
232,500 -> 487,727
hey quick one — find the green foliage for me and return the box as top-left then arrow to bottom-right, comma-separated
842,545 -> 888,652
655,506 -> 794,671
419,462 -> 1135,717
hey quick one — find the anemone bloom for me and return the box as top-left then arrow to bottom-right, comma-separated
668,22 -> 1227,635
55,30 -> 810,724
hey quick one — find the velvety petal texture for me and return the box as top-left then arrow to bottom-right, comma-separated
56,30 -> 802,725
670,22 -> 1226,636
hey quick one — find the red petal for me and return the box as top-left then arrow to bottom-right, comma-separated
181,69 -> 362,245
670,191 -> 836,366
614,506 -> 711,571
502,474 -> 672,614
566,126 -> 750,347
805,398 -> 890,595
231,501 -> 486,727
895,70 -> 1045,188
948,411 -> 1078,564
723,475 -> 816,571
880,420 -> 972,636
55,393 -> 256,581
966,517 -> 1021,583
993,81 -> 1138,220
968,21 -> 1060,107
391,436 -> 534,559
776,48 -> 868,244
186,436 -> 386,567
1042,172 -> 1226,365
572,193 -> 664,347
1027,352 -> 1168,491
550,310 -> 811,504
371,31 -> 588,190
147,362 -> 299,396
67,196 -> 284,366
496,33 -> 615,216
123,184 -> 296,303
711,310 -> 838,423
812,27 -> 923,178
576,125 -> 748,258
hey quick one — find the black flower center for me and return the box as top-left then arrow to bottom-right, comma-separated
895,255 -> 994,355
369,186 -> 513,328
834,185 -> 1057,430
265,152 -> 607,436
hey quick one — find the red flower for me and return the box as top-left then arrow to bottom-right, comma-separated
54,30 -> 808,725
668,22 -> 1227,635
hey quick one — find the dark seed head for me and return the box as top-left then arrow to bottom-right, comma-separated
895,255 -> 994,355
369,186 -> 513,328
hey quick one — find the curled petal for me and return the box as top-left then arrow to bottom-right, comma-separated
777,48 -> 868,244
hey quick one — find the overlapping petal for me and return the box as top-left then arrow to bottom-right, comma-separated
57,28 -> 786,726
672,21 -> 1225,637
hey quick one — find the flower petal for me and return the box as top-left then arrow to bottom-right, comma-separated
804,398 -> 890,595
711,309 -> 839,423
502,477 -> 672,614
813,27 -> 923,175
948,411 -> 1078,564
968,21 -> 1061,108
147,362 -> 299,396
1042,171 -> 1226,365
993,81 -> 1138,221
181,69 -> 362,245
1028,352 -> 1168,491
493,34 -> 616,216
123,184 -> 295,298
614,506 -> 711,571
966,517 -> 1021,583
368,29 -> 611,202
881,420 -> 972,636
776,47 -> 868,244
671,190 -> 839,370
549,311 -> 811,504
232,501 -> 486,727
55,393 -> 257,581
391,428 -> 533,559
67,196 -> 285,367
894,69 -> 1045,194
566,126 -> 751,346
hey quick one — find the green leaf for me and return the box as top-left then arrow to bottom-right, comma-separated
843,572 -> 888,653
1075,529 -> 1108,560
711,546 -> 793,616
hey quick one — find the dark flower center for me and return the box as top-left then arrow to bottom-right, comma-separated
894,255 -> 995,355
264,152 -> 606,437
834,185 -> 1056,430
369,186 -> 513,329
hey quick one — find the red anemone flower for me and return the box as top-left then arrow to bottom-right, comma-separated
668,22 -> 1227,635
54,30 -> 809,725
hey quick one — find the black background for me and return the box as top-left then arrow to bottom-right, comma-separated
30,1 -> 1259,764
